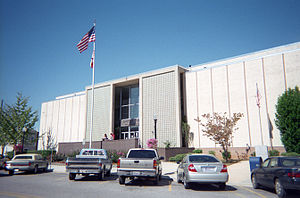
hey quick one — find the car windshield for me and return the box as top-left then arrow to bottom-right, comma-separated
189,155 -> 219,163
128,150 -> 156,158
14,156 -> 32,160
282,158 -> 300,167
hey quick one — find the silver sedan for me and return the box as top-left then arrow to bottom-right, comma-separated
177,154 -> 229,189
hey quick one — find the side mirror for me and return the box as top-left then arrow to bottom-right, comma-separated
159,156 -> 164,160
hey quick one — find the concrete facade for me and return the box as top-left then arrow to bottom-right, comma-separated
39,42 -> 300,151
186,42 -> 300,149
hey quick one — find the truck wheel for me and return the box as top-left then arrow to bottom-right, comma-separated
98,171 -> 104,181
8,170 -> 14,176
43,164 -> 48,172
275,179 -> 286,198
153,174 -> 159,185
105,169 -> 111,177
33,165 -> 38,174
119,176 -> 125,185
69,173 -> 76,180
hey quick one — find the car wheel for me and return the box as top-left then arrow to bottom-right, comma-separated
219,183 -> 226,190
119,176 -> 125,185
33,165 -> 38,174
183,175 -> 190,189
43,164 -> 48,172
275,179 -> 286,198
98,171 -> 104,181
251,174 -> 260,189
177,172 -> 182,183
8,170 -> 14,176
69,173 -> 76,180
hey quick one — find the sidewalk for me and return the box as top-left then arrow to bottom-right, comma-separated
51,160 -> 252,187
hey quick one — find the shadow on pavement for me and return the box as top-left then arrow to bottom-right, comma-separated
178,183 -> 237,192
257,186 -> 300,198
124,175 -> 173,187
73,173 -> 118,182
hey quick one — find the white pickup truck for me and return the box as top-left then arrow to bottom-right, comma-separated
66,149 -> 112,180
117,148 -> 164,185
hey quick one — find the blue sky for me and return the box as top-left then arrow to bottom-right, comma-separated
1,0 -> 300,130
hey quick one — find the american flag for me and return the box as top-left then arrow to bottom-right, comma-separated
256,83 -> 261,108
77,26 -> 96,53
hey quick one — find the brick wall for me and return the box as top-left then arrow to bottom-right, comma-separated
58,138 -> 139,155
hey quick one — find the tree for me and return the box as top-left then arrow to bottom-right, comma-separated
1,93 -> 38,155
40,129 -> 57,150
182,116 -> 191,147
0,106 -> 10,155
275,86 -> 300,153
195,112 -> 243,162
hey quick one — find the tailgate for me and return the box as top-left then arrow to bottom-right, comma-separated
67,158 -> 100,169
119,158 -> 155,170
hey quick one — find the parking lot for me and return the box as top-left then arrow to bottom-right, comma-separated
1,161 -> 299,198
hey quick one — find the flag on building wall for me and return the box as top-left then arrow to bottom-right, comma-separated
77,26 -> 96,53
256,83 -> 261,108
90,49 -> 95,68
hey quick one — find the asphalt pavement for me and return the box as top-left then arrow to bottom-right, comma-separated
50,160 -> 252,187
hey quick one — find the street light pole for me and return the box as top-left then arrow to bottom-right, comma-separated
153,115 -> 157,139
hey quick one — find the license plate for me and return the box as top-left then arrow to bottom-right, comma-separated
201,167 -> 215,172
132,171 -> 141,175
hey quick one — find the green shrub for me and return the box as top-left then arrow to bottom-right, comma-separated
275,86 -> 300,153
27,150 -> 57,159
268,149 -> 280,156
193,149 -> 203,153
52,153 -> 66,162
208,151 -> 216,156
6,151 -> 14,159
169,153 -> 187,162
107,150 -> 126,163
67,150 -> 80,158
222,151 -> 231,162
163,140 -> 172,148
281,152 -> 300,156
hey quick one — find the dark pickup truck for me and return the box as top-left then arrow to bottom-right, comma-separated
251,156 -> 300,198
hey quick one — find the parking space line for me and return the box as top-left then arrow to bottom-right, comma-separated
168,181 -> 172,192
239,186 -> 267,198
232,191 -> 247,198
0,191 -> 41,198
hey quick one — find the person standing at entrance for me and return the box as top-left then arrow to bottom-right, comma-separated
110,133 -> 115,140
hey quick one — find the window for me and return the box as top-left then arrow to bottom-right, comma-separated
14,156 -> 32,160
128,150 -> 156,158
282,159 -> 300,167
262,159 -> 270,168
270,158 -> 278,167
189,155 -> 219,163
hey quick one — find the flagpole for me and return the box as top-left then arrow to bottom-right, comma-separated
89,22 -> 96,149
256,83 -> 264,145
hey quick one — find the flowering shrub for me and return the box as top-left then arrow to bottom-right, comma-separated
13,144 -> 23,153
108,150 -> 126,163
146,138 -> 158,149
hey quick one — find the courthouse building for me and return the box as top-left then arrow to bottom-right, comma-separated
39,42 -> 300,152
